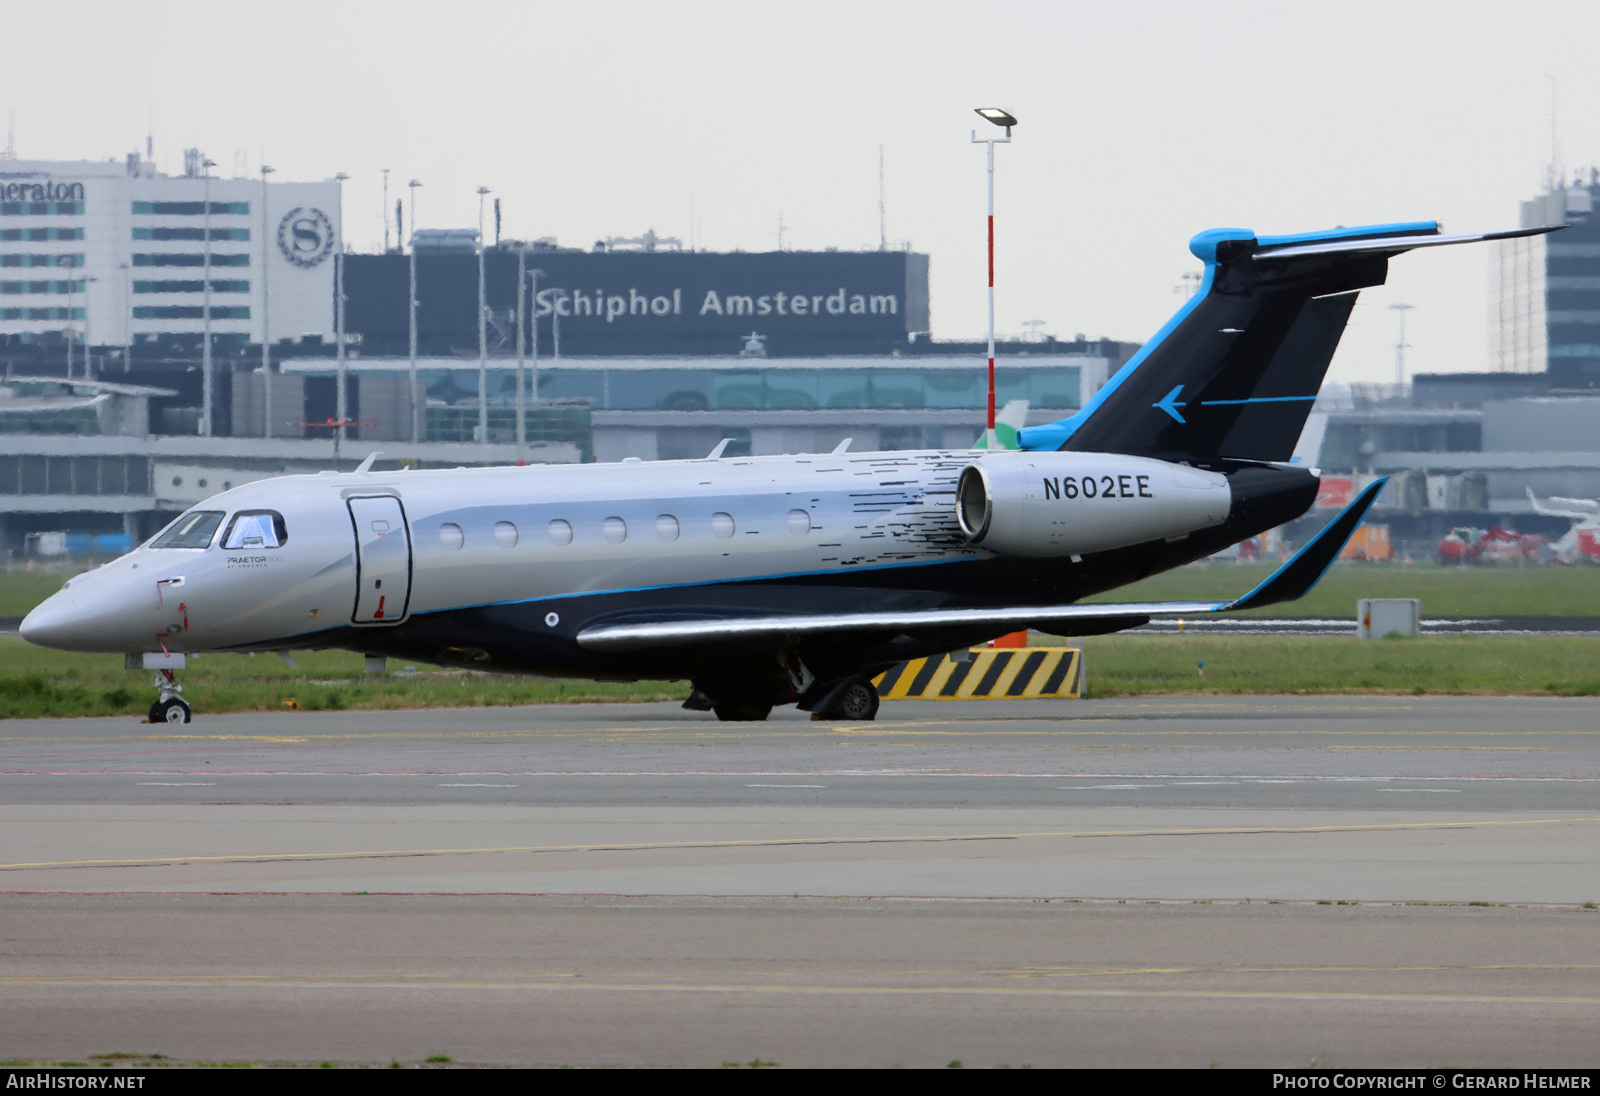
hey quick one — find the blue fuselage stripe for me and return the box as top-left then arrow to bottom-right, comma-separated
1200,395 -> 1319,406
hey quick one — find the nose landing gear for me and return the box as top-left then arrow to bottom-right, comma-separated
147,669 -> 192,724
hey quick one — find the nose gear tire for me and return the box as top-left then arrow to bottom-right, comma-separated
151,698 -> 192,724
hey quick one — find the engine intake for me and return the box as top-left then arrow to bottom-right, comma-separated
956,452 -> 1231,558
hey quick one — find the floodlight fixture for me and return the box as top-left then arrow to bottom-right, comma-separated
975,108 -> 1018,129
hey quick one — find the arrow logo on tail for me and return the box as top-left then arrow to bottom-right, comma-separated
1154,385 -> 1187,423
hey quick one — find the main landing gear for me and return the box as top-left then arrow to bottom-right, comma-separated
147,669 -> 192,724
684,687 -> 771,722
712,700 -> 774,722
687,660 -> 882,723
691,680 -> 883,722
828,679 -> 880,721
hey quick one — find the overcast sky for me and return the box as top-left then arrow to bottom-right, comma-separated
6,0 -> 1598,383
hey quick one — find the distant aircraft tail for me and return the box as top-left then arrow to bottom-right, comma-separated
1526,486 -> 1599,521
971,399 -> 1029,450
1019,222 -> 1558,463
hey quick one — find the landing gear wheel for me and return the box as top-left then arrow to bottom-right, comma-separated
833,680 -> 880,722
712,701 -> 773,722
152,697 -> 192,724
146,668 -> 189,724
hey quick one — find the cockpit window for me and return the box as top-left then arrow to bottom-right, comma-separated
150,510 -> 225,550
222,510 -> 288,549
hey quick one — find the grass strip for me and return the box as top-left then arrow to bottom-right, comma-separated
1082,559 -> 1600,618
1,634 -> 1597,719
1078,634 -> 1600,698
0,639 -> 679,719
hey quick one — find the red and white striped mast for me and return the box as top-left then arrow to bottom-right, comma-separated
973,108 -> 1016,447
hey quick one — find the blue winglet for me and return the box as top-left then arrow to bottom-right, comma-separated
1223,477 -> 1389,612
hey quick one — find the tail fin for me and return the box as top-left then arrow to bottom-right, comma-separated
1019,221 -> 1558,462
972,399 -> 1030,450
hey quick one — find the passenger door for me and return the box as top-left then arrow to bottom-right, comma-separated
348,496 -> 412,625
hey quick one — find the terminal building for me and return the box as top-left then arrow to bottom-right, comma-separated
0,149 -> 1134,556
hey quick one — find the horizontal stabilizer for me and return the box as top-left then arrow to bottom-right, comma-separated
1019,221 -> 1563,463
574,478 -> 1391,652
1255,226 -> 1557,262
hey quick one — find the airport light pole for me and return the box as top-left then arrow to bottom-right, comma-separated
260,164 -> 274,438
477,185 -> 490,445
515,247 -> 528,461
334,171 -> 350,450
82,276 -> 96,378
972,107 -> 1016,446
58,255 -> 75,379
119,261 -> 130,375
408,179 -> 423,445
523,266 -> 545,463
201,157 -> 217,436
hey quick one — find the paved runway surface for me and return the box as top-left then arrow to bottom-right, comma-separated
2,696 -> 1597,1067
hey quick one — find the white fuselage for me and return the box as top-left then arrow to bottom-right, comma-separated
22,446 -> 1236,665
24,450 -> 983,654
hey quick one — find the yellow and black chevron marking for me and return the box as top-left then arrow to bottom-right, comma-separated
872,647 -> 1082,701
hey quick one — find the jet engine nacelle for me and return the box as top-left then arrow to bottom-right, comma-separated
956,452 -> 1232,558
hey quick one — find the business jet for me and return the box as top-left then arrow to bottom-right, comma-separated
22,220 -> 1551,723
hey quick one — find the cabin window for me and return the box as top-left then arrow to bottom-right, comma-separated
222,510 -> 288,549
493,521 -> 519,548
656,514 -> 680,541
603,516 -> 628,544
548,519 -> 573,546
149,510 -> 224,549
439,522 -> 464,549
787,509 -> 811,536
711,512 -> 735,539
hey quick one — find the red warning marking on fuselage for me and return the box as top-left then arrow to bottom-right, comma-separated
373,595 -> 386,619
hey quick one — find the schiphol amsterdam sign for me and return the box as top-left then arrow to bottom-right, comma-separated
533,286 -> 900,325
0,180 -> 85,202
277,207 -> 336,269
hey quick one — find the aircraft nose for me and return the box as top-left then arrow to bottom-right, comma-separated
20,589 -> 104,652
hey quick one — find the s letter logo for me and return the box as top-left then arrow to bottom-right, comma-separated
277,207 -> 336,268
